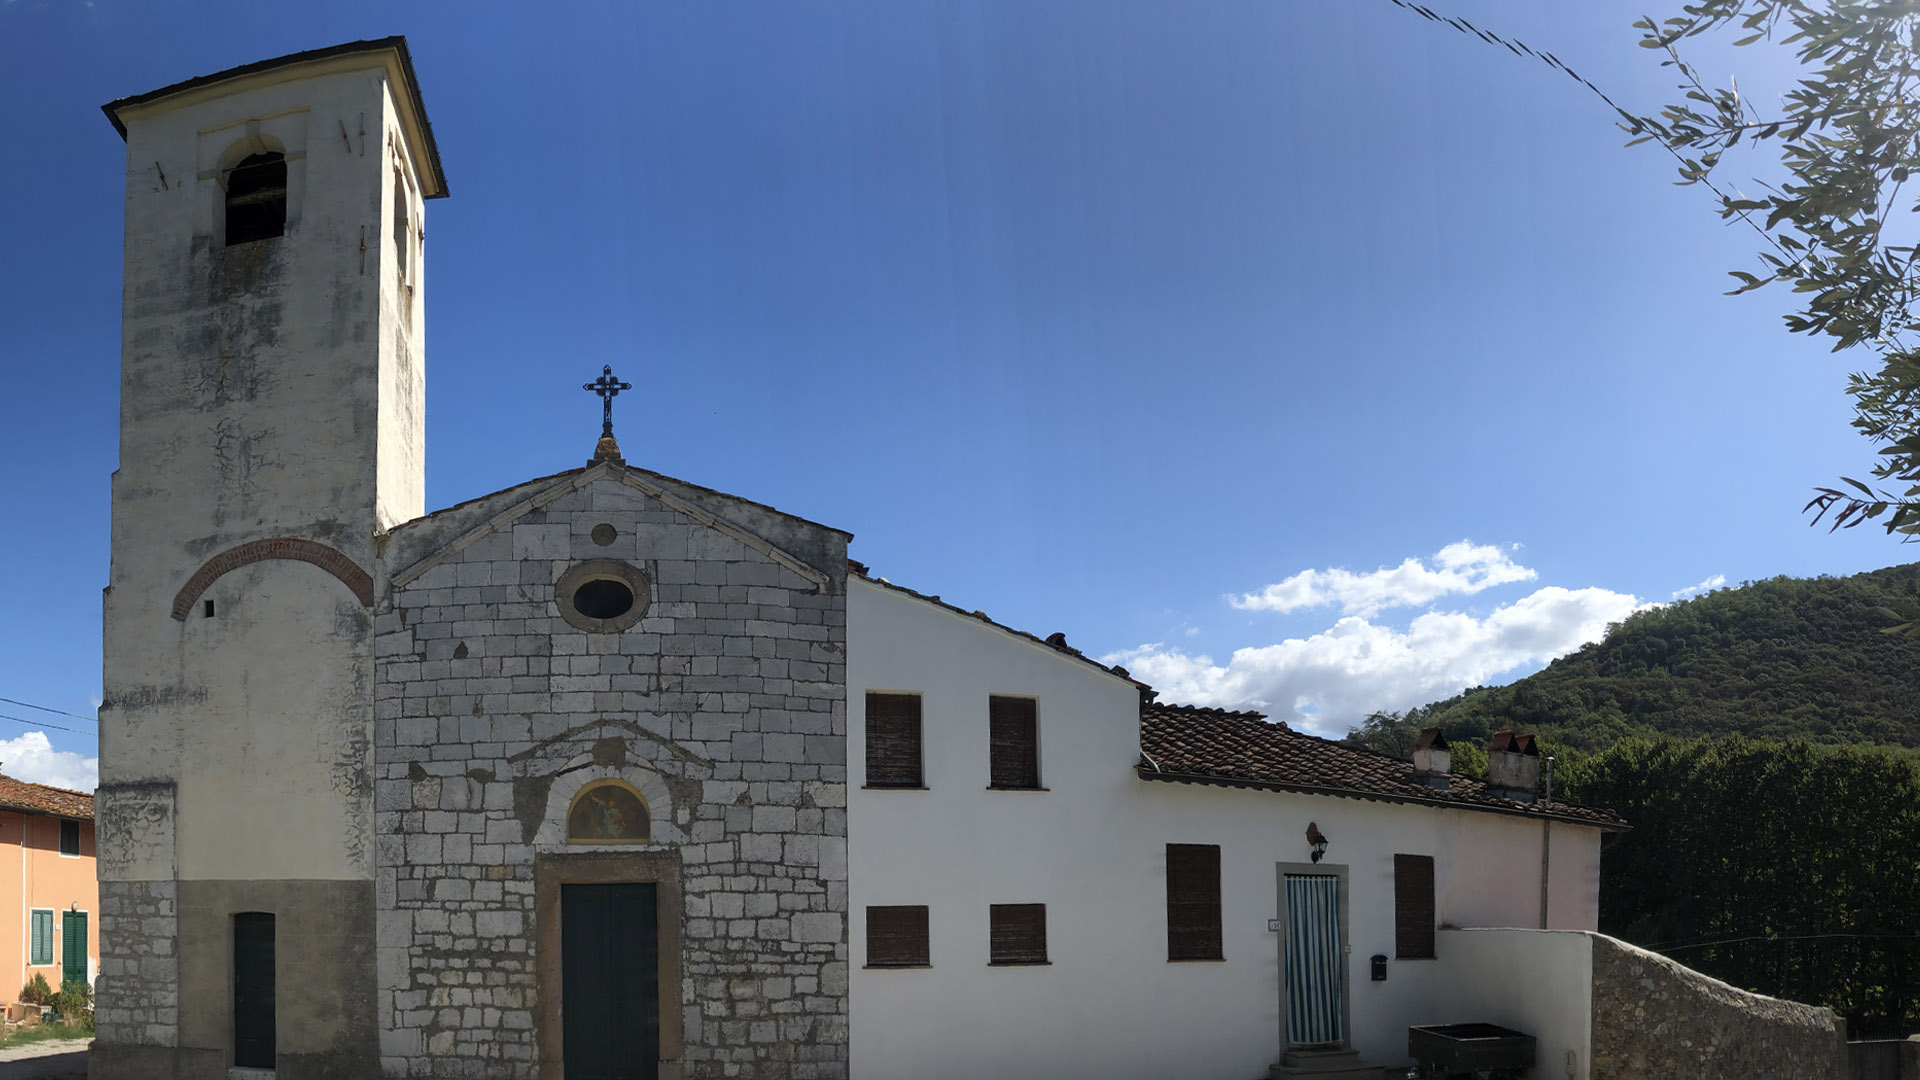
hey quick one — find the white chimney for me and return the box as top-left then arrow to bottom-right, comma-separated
1487,731 -> 1541,802
1411,728 -> 1451,791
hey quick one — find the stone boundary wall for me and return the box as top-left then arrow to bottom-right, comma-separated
1591,932 -> 1846,1079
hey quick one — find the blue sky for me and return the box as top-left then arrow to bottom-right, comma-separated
0,0 -> 1908,789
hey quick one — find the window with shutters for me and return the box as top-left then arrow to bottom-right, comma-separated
59,820 -> 79,857
988,696 -> 1041,789
1394,853 -> 1436,959
60,911 -> 86,989
864,693 -> 923,788
989,904 -> 1048,965
28,910 -> 53,966
1166,843 -> 1223,961
865,905 -> 930,967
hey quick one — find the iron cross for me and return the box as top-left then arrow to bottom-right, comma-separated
583,365 -> 634,440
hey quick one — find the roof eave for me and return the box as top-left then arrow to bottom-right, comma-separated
1134,766 -> 1628,831
852,572 -> 1149,691
101,36 -> 449,199
0,803 -> 93,822
391,460 -> 852,541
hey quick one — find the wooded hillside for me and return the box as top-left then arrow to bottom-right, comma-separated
1413,562 -> 1920,750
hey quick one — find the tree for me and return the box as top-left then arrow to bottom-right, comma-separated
1338,708 -> 1496,779
1565,735 -> 1920,1035
1343,710 -> 1426,759
1627,0 -> 1920,539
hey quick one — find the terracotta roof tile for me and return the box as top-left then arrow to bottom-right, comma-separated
1138,703 -> 1624,829
0,775 -> 93,820
1490,730 -> 1538,755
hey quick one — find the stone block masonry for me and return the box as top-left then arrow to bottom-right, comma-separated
373,473 -> 849,1079
93,879 -> 180,1048
1591,933 -> 1846,1080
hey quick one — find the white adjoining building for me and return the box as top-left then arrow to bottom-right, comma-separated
92,37 -> 1623,1080
847,578 -> 1615,1080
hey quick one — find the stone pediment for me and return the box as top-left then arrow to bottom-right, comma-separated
383,461 -> 848,595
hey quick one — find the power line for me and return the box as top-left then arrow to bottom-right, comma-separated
0,697 -> 97,724
1651,932 -> 1920,952
0,712 -> 95,737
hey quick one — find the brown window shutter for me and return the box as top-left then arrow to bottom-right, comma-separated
865,693 -> 923,788
988,696 -> 1040,789
866,905 -> 930,967
1166,843 -> 1223,961
989,904 -> 1048,965
1394,854 -> 1436,959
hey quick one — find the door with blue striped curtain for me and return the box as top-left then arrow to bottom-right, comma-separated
1283,873 -> 1344,1047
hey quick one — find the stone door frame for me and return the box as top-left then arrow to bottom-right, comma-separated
535,850 -> 685,1080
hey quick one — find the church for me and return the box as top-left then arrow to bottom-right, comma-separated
92,38 -> 1622,1080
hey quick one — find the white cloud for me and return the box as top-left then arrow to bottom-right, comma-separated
1230,541 -> 1537,617
1109,584 -> 1648,738
1671,574 -> 1727,600
0,732 -> 98,792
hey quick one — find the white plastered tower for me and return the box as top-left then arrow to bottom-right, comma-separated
95,38 -> 446,1080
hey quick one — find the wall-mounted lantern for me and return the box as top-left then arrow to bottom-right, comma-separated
1306,821 -> 1330,863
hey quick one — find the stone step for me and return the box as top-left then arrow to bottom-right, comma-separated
1268,1065 -> 1394,1080
1282,1047 -> 1358,1068
1270,1047 -> 1396,1079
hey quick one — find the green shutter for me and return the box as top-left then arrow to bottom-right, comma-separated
61,911 -> 86,987
29,911 -> 52,967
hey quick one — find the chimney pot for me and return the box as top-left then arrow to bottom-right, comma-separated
1411,727 -> 1451,790
1487,730 -> 1541,801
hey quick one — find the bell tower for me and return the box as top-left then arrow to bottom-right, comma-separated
94,39 -> 447,1079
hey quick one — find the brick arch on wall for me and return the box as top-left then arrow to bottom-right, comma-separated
170,537 -> 373,620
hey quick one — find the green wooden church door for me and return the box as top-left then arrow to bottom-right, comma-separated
561,883 -> 659,1080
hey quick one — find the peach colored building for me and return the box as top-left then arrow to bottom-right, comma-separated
0,775 -> 96,999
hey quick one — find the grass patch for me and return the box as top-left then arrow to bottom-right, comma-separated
0,1017 -> 93,1050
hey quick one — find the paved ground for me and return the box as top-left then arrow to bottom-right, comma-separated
0,1039 -> 88,1080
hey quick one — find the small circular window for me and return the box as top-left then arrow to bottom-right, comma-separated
555,559 -> 651,632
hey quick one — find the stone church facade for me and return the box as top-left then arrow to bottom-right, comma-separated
371,465 -> 850,1077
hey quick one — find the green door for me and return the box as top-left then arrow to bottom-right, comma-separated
233,913 -> 275,1068
60,911 -> 86,988
561,883 -> 659,1080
